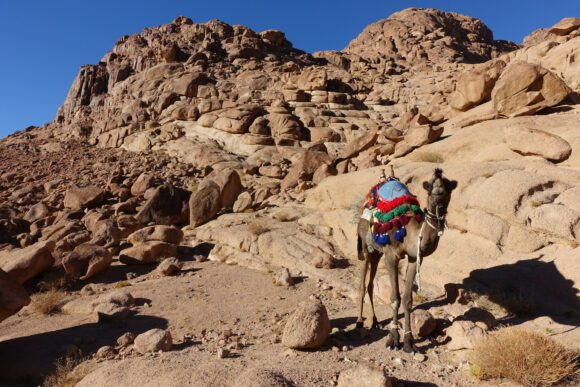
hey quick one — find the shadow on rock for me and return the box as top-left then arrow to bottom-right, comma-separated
0,315 -> 168,385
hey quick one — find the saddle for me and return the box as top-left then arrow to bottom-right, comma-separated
369,180 -> 423,246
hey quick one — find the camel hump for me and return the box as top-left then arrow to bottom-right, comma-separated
377,180 -> 412,202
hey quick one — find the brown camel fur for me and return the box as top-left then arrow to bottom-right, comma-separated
356,168 -> 457,353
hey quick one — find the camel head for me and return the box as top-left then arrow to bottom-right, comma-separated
422,168 -> 457,216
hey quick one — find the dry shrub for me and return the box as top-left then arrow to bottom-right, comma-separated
30,289 -> 66,315
472,327 -> 579,386
43,356 -> 94,387
411,151 -> 444,163
248,219 -> 270,235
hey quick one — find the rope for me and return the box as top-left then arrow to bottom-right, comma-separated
415,221 -> 426,292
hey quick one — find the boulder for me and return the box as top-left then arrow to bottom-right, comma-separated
281,150 -> 331,190
127,225 -> 184,245
213,169 -> 243,209
64,186 -> 104,210
450,60 -> 506,111
411,309 -> 437,337
233,191 -> 253,213
62,244 -> 113,280
549,17 -> 580,36
23,202 -> 52,223
119,241 -> 177,264
134,329 -> 173,354
491,61 -> 571,117
339,131 -> 378,160
282,299 -> 331,349
404,125 -> 444,148
504,126 -> 572,162
156,257 -> 182,276
446,320 -> 487,350
189,180 -> 222,227
274,268 -> 294,287
0,268 -> 30,322
337,364 -> 392,387
0,240 -> 55,284
130,173 -> 155,196
136,184 -> 191,226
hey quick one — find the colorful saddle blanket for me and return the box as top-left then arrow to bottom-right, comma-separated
371,180 -> 423,246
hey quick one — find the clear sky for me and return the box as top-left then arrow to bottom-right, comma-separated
0,0 -> 578,138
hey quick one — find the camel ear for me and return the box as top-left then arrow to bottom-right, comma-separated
446,180 -> 458,192
423,181 -> 432,193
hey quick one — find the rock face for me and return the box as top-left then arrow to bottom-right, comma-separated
282,299 -> 331,349
491,61 -> 570,117
0,241 -> 55,284
504,126 -> 572,162
0,269 -> 30,322
134,329 -> 173,354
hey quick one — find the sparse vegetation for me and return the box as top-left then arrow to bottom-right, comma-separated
411,151 -> 444,163
30,289 -> 66,315
114,281 -> 131,288
248,219 -> 270,235
43,356 -> 94,387
472,327 -> 579,386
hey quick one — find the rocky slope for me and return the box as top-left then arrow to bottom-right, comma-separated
1,7 -> 579,386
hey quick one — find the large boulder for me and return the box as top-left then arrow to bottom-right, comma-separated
63,186 -> 104,210
339,131 -> 378,160
0,269 -> 30,322
134,329 -> 173,354
282,299 -> 331,349
281,150 -> 331,190
127,225 -> 183,245
450,60 -> 506,111
491,61 -> 571,117
119,241 -> 178,264
0,241 -> 55,284
337,364 -> 392,387
130,173 -> 155,196
212,169 -> 243,209
189,180 -> 222,227
136,184 -> 191,226
504,126 -> 572,162
62,243 -> 113,280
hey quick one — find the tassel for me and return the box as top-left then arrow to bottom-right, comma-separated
401,226 -> 407,237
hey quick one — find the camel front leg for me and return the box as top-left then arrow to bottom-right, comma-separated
367,254 -> 380,329
384,254 -> 401,349
356,254 -> 370,329
402,257 -> 418,353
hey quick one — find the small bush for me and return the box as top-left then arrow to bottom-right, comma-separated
43,356 -> 94,387
412,151 -> 444,163
30,289 -> 66,315
472,327 -> 579,386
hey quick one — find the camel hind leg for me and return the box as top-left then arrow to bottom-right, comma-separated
366,253 -> 381,329
356,249 -> 370,329
385,253 -> 401,349
402,257 -> 418,353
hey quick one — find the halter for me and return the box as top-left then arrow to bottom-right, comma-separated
415,204 -> 448,292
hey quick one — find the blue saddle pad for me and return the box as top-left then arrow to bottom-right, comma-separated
377,180 -> 411,202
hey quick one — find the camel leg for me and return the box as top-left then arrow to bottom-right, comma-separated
367,254 -> 380,329
356,254 -> 370,329
384,254 -> 401,349
402,257 -> 418,353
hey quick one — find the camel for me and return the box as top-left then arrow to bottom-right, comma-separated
355,168 -> 457,353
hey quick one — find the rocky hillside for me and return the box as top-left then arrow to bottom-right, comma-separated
1,8 -> 579,386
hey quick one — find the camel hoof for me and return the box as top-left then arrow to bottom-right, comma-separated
371,320 -> 380,330
355,321 -> 364,330
385,329 -> 400,350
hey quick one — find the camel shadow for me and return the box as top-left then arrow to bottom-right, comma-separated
424,257 -> 580,327
330,316 -> 385,348
0,315 -> 168,385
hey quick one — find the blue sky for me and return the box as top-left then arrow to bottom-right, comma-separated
0,0 -> 578,138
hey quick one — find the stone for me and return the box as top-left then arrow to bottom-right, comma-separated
62,243 -> 113,280
0,240 -> 55,284
504,126 -> 572,162
282,299 -> 331,349
491,61 -> 571,117
233,191 -> 252,213
411,309 -> 437,337
156,257 -> 182,276
117,332 -> 136,347
549,17 -> 580,36
130,173 -> 155,196
100,290 -> 135,307
134,329 -> 173,354
461,307 -> 497,330
281,150 -> 331,191
119,241 -> 178,264
0,268 -> 30,322
127,225 -> 184,245
189,180 -> 222,227
96,346 -> 117,360
340,131 -> 378,160
337,364 -> 392,387
446,320 -> 487,350
274,268 -> 294,287
136,184 -> 191,226
405,125 -> 444,148
64,186 -> 104,210
94,302 -> 131,323
23,202 -> 52,223
213,168 -> 243,209
450,60 -> 506,111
